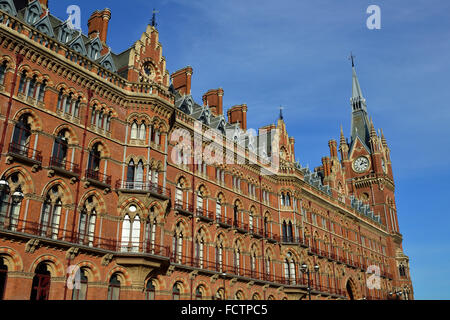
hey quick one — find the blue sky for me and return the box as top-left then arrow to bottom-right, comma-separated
48,0 -> 449,299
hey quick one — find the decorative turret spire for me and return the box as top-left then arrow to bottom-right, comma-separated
370,118 -> 377,138
349,54 -> 371,151
340,125 -> 346,145
380,128 -> 388,147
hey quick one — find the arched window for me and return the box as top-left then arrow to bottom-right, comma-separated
30,263 -> 51,301
235,290 -> 244,300
12,114 -> 31,151
127,159 -> 135,187
216,242 -> 223,272
0,175 -> 22,232
175,180 -> 183,204
250,252 -> 256,274
173,222 -> 183,263
72,97 -> 80,117
144,211 -> 157,253
18,70 -> 26,94
51,130 -> 68,166
105,112 -> 112,131
72,268 -> 88,300
249,208 -> 254,230
280,192 -> 285,206
87,143 -> 101,174
172,282 -> 181,300
130,121 -> 138,140
120,213 -> 141,252
266,256 -> 271,278
107,274 -> 121,300
284,252 -> 296,285
78,196 -> 97,246
288,221 -> 293,242
234,246 -> 241,275
39,186 -> 62,240
139,122 -> 146,140
57,89 -> 64,110
195,232 -> 204,268
0,257 -> 7,300
282,221 -> 288,242
0,61 -> 7,84
65,92 -> 73,114
145,279 -> 156,300
195,286 -> 203,300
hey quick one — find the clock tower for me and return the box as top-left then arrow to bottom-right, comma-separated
340,61 -> 397,232
339,60 -> 412,295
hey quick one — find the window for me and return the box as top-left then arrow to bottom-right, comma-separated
0,257 -> 7,300
38,80 -> 47,102
284,252 -> 296,285
0,61 -> 7,84
51,131 -> 68,166
78,196 -> 97,246
131,121 -> 138,139
139,122 -> 146,140
12,114 -> 31,150
234,247 -> 241,275
195,286 -> 203,300
72,268 -> 88,300
40,186 -> 62,240
120,214 -> 141,252
107,274 -> 121,300
30,263 -> 51,301
172,282 -> 181,300
18,70 -> 26,94
0,176 -> 22,232
216,243 -> 223,272
145,280 -> 156,300
144,214 -> 156,253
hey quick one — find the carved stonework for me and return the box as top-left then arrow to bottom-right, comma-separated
65,247 -> 79,260
25,239 -> 40,253
101,253 -> 114,266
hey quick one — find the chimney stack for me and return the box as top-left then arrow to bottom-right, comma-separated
227,104 -> 248,130
171,66 -> 193,95
202,88 -> 224,116
88,8 -> 111,43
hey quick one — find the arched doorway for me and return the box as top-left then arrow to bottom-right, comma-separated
30,263 -> 51,300
346,280 -> 355,300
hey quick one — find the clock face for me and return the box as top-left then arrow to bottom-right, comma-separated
353,156 -> 369,173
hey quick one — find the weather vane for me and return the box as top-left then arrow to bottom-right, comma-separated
349,52 -> 356,67
151,9 -> 159,27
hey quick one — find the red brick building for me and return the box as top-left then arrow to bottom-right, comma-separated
0,0 -> 413,300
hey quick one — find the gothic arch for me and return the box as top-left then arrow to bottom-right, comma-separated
105,266 -> 131,286
0,166 -> 35,194
76,260 -> 101,282
52,124 -> 80,145
41,180 -> 73,205
13,108 -> 43,131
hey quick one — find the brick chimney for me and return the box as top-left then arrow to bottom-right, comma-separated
171,66 -> 193,95
88,8 -> 111,43
328,139 -> 338,159
202,88 -> 224,116
227,104 -> 248,130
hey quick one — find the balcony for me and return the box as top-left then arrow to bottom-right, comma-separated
0,213 -> 171,258
249,226 -> 264,238
174,200 -> 195,217
115,180 -> 171,200
264,231 -> 280,243
85,169 -> 112,189
7,142 -> 42,168
281,236 -> 305,246
215,215 -> 233,228
232,220 -> 249,234
48,157 -> 80,178
196,208 -> 215,222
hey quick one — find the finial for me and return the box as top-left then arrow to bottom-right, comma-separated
349,52 -> 355,67
279,106 -> 284,120
151,9 -> 159,28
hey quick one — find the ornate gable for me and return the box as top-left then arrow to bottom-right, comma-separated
33,14 -> 54,38
127,25 -> 170,86
24,0 -> 43,25
0,0 -> 17,16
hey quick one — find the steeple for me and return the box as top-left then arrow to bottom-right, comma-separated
349,55 -> 371,151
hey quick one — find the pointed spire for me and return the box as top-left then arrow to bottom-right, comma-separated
370,118 -> 377,137
151,9 -> 159,28
340,125 -> 346,145
352,64 -> 364,100
380,128 -> 387,147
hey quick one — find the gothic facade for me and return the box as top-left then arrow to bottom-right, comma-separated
0,0 -> 412,300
